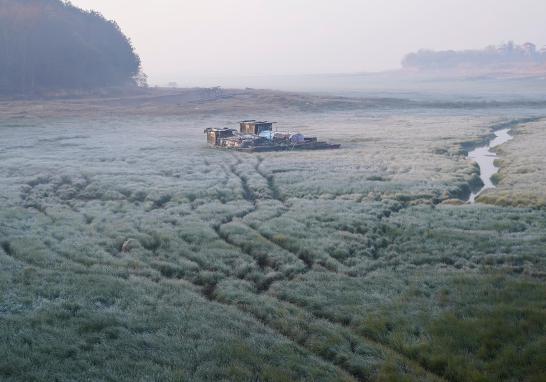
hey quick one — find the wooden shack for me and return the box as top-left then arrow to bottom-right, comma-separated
204,128 -> 236,145
239,120 -> 274,135
204,120 -> 340,152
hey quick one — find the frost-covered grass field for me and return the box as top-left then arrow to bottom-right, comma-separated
0,90 -> 545,381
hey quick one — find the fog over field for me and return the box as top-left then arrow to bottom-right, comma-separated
70,0 -> 546,83
1,1 -> 546,381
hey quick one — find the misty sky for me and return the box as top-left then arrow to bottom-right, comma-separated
72,0 -> 546,84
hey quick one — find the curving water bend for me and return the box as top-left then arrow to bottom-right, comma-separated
468,128 -> 513,203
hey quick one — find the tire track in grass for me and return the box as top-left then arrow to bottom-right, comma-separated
271,293 -> 448,382
156,263 -> 442,382
244,291 -> 446,382
217,155 -> 360,285
212,212 -> 307,292
221,155 -> 371,277
174,233 -> 438,381
202,154 -> 445,379
229,154 -> 256,204
154,268 -> 361,381
215,155 -> 318,290
214,225 -> 440,378
211,155 -> 284,291
255,156 -> 284,202
197,279 -> 359,381
227,155 -> 446,381
253,156 -> 358,276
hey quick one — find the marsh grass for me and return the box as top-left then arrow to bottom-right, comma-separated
357,276 -> 546,382
0,105 -> 544,381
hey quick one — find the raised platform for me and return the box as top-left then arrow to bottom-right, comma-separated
223,142 -> 341,152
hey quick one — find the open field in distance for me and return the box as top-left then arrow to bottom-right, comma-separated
0,89 -> 545,381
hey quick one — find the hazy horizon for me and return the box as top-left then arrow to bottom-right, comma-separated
71,0 -> 546,85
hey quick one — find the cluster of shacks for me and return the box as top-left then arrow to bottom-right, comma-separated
204,120 -> 339,152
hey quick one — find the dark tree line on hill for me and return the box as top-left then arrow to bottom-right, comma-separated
403,42 -> 546,70
0,0 -> 145,95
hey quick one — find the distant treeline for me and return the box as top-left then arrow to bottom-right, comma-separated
403,42 -> 546,70
0,0 -> 145,95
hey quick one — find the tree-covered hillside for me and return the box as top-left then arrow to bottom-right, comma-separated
0,0 -> 144,95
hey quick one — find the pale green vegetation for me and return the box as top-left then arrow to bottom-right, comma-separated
0,91 -> 545,381
477,119 -> 546,208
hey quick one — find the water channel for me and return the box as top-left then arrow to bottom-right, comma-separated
467,128 -> 513,203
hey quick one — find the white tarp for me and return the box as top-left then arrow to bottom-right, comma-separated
289,133 -> 305,143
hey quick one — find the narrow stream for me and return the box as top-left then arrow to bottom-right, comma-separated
468,128 -> 513,203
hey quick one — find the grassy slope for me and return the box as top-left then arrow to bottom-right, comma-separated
0,92 -> 544,381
